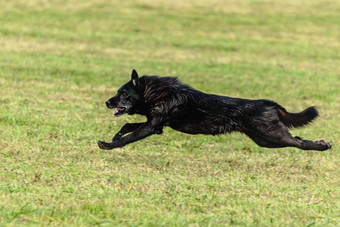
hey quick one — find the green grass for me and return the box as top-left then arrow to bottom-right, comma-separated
0,0 -> 339,225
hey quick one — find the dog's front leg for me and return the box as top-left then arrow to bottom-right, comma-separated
112,122 -> 145,141
98,120 -> 163,150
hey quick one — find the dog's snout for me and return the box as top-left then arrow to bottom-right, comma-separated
106,100 -> 111,108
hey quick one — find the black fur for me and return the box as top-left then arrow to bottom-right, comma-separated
98,70 -> 332,151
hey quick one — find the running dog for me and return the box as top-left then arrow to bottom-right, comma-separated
98,70 -> 332,151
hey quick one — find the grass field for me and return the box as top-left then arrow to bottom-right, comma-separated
0,0 -> 339,225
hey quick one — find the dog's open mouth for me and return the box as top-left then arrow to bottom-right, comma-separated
114,107 -> 127,117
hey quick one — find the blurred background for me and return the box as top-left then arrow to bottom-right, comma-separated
0,0 -> 339,225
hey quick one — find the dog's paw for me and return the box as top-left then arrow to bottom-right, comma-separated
315,139 -> 332,149
98,140 -> 110,150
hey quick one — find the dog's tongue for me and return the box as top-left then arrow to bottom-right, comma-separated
114,107 -> 124,116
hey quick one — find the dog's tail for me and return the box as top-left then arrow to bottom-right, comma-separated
276,105 -> 319,128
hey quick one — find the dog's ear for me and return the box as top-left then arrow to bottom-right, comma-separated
131,69 -> 139,87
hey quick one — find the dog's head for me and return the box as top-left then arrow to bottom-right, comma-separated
106,69 -> 143,117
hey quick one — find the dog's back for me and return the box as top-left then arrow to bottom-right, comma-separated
139,76 -> 319,135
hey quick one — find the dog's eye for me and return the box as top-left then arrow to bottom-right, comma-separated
121,92 -> 128,97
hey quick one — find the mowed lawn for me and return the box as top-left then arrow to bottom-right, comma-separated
0,0 -> 339,225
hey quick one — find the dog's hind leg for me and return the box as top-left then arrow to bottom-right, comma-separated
245,118 -> 332,151
112,123 -> 145,141
245,129 -> 331,151
244,107 -> 331,151
244,130 -> 283,148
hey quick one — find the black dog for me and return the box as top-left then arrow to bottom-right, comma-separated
98,70 -> 331,151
